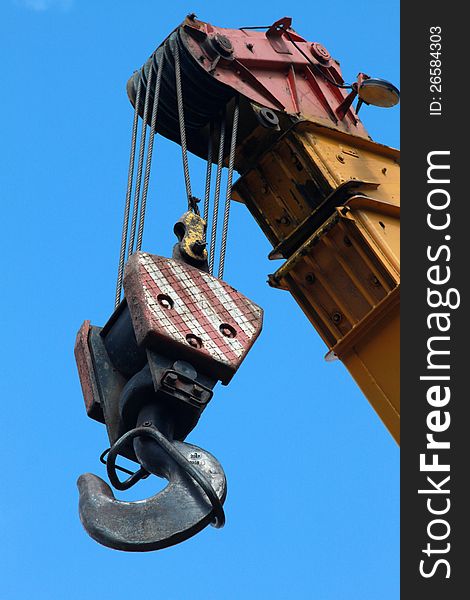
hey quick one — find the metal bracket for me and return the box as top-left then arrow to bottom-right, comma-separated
266,17 -> 293,54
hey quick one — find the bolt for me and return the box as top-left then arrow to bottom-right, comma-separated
166,372 -> 178,384
336,154 -> 345,164
216,34 -> 232,51
343,236 -> 352,247
259,108 -> 279,127
279,216 -> 290,225
371,276 -> 381,287
142,421 -> 152,427
305,273 -> 316,284
210,33 -> 233,57
332,312 -> 343,324
310,42 -> 331,63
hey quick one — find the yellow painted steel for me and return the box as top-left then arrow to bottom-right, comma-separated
233,120 -> 400,443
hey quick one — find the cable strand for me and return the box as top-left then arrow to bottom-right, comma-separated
174,43 -> 193,209
218,100 -> 239,279
136,54 -> 165,252
208,116 -> 225,275
127,66 -> 154,258
114,77 -> 142,309
203,122 -> 213,234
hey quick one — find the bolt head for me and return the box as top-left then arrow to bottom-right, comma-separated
166,372 -> 178,384
371,276 -> 381,287
310,42 -> 331,63
192,385 -> 203,397
212,34 -> 233,57
259,108 -> 279,128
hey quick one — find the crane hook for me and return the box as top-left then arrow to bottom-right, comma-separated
78,420 -> 226,552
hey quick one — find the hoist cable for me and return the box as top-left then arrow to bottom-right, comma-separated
114,77 -> 142,309
203,122 -> 213,232
218,99 -> 239,279
127,66 -> 154,258
208,116 -> 226,275
174,43 -> 193,210
136,54 -> 165,252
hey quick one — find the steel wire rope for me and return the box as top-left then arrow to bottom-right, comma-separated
127,66 -> 154,259
136,53 -> 165,252
114,77 -> 142,309
174,42 -> 194,210
203,122 -> 213,234
218,99 -> 239,279
208,116 -> 226,275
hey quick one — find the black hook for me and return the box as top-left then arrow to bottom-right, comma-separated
78,424 -> 226,552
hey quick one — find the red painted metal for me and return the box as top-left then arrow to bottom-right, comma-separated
181,16 -> 369,137
123,253 -> 263,384
74,320 -> 103,422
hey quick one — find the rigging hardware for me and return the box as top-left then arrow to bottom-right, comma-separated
208,115 -> 225,275
203,121 -> 213,227
115,78 -> 142,309
218,98 -> 239,279
76,214 -> 263,551
77,12 -> 400,553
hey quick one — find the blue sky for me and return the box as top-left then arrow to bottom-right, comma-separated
1,1 -> 399,598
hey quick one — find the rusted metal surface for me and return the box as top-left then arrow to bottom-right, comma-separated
78,431 -> 226,552
173,210 -> 208,269
123,252 -> 263,384
74,320 -> 104,423
126,16 -> 371,169
232,118 -> 400,441
267,202 -> 400,441
181,16 -> 367,136
75,245 -> 263,550
232,121 -> 400,251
